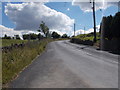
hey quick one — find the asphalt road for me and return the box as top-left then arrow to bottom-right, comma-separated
10,40 -> 119,88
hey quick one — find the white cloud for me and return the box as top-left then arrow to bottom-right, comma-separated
0,25 -> 22,37
50,29 -> 65,36
67,8 -> 70,11
72,25 -> 100,36
72,0 -> 118,12
0,25 -> 42,39
5,2 -> 74,36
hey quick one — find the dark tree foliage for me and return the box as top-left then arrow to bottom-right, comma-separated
100,12 -> 120,40
22,33 -> 41,40
62,34 -> 68,38
51,32 -> 60,39
2,34 -> 11,39
15,35 -> 21,40
111,12 -> 120,38
38,21 -> 49,38
38,33 -> 43,40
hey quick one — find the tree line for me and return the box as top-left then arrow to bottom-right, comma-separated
2,32 -> 68,40
2,21 -> 69,40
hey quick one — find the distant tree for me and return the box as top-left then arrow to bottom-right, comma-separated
22,33 -> 38,40
15,35 -> 21,40
2,34 -> 11,39
30,33 -> 37,40
23,34 -> 28,40
51,32 -> 60,39
62,34 -> 68,38
38,21 -> 49,38
4,34 -> 7,38
37,33 -> 43,40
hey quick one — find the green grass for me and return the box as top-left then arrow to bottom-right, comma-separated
2,39 -> 28,47
72,32 -> 100,47
75,32 -> 100,41
2,39 -> 53,86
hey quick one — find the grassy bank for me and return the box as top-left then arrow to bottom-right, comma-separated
2,39 -> 53,85
75,32 -> 100,41
71,32 -> 100,47
2,39 -> 28,47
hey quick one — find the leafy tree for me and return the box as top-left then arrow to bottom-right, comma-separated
23,33 -> 38,40
51,32 -> 60,39
23,34 -> 29,40
2,34 -> 11,39
100,12 -> 120,40
62,34 -> 68,38
100,15 -> 113,40
22,33 -> 43,40
37,33 -> 43,40
30,33 -> 37,40
15,35 -> 21,40
111,12 -> 120,38
38,21 -> 49,38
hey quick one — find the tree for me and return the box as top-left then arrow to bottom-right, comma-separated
100,15 -> 113,40
30,33 -> 37,40
62,34 -> 68,38
23,34 -> 29,40
2,34 -> 11,39
51,32 -> 60,39
15,35 -> 21,40
37,33 -> 43,40
22,33 -> 38,40
39,21 -> 49,38
100,12 -> 120,40
4,34 -> 7,38
111,12 -> 120,38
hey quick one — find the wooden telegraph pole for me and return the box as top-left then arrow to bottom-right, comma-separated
90,0 -> 96,43
74,23 -> 76,37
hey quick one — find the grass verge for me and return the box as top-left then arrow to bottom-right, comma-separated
2,38 -> 53,86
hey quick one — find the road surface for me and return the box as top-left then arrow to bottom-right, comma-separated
10,40 -> 119,88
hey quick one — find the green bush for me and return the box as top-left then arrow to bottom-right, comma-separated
70,32 -> 100,46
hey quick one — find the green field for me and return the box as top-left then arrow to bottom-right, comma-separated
2,39 -> 28,47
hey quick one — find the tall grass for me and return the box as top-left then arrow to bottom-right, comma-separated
2,39 -> 53,85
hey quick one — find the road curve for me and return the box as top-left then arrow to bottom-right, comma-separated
10,40 -> 118,88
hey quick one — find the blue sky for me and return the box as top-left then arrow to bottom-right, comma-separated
45,2 -> 118,30
1,1 -> 118,36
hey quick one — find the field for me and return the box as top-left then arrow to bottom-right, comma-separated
2,39 -> 28,47
2,39 -> 53,86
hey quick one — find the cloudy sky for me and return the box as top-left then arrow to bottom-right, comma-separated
0,0 -> 119,37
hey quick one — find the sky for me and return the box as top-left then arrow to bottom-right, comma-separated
0,0 -> 119,38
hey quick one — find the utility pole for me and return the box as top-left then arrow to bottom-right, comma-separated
74,23 -> 75,37
84,26 -> 85,34
118,1 -> 120,12
90,0 -> 96,43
